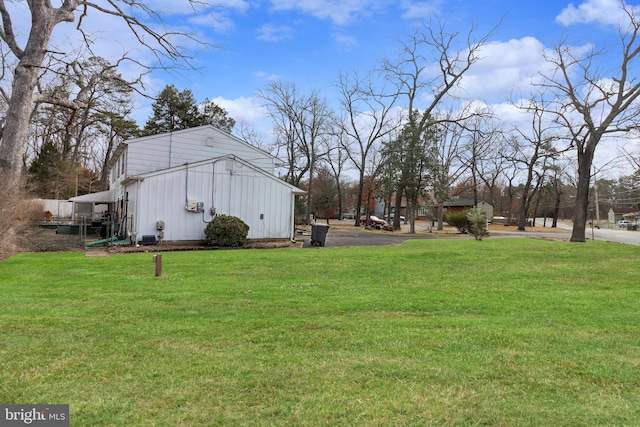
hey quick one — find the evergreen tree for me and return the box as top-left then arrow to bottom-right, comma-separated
27,141 -> 76,199
467,207 -> 489,240
142,85 -> 236,136
201,98 -> 236,133
142,85 -> 203,135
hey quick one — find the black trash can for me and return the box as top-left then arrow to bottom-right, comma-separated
100,222 -> 112,238
310,223 -> 330,247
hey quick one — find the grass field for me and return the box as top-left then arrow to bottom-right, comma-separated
1,238 -> 639,426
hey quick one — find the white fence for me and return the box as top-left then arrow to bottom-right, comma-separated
34,199 -> 73,219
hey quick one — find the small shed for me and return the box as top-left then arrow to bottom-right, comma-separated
442,199 -> 494,221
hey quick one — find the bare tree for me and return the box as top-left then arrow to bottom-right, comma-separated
454,112 -> 503,206
382,18 -> 498,230
431,116 -> 471,230
470,119 -> 510,209
257,81 -> 333,223
323,126 -> 351,220
506,98 -> 561,230
540,3 -> 640,242
0,0 -> 211,187
335,70 -> 400,227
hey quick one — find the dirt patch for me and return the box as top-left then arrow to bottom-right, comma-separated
88,238 -> 301,257
6,224 -> 302,259
488,223 -> 567,233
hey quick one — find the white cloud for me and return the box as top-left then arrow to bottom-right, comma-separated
190,12 -> 236,33
142,0 -> 250,16
211,96 -> 269,125
453,37 -> 555,101
253,71 -> 282,82
257,24 -> 295,41
556,0 -> 639,27
332,31 -> 359,52
268,0 -> 384,25
400,0 -> 443,20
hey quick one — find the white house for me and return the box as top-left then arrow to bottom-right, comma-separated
70,125 -> 305,243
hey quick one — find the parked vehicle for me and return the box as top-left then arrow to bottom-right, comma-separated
618,220 -> 631,228
386,215 -> 406,222
360,215 -> 386,229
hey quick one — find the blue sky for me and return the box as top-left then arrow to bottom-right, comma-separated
155,0 -> 636,175
111,1 -> 624,112
10,0 -> 639,175
174,1 -> 568,110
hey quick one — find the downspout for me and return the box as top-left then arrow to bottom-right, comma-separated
290,193 -> 297,243
133,178 -> 141,243
185,162 -> 189,209
169,130 -> 173,168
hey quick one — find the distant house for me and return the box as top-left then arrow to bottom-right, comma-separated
607,207 -> 636,224
441,199 -> 494,221
70,125 -> 305,244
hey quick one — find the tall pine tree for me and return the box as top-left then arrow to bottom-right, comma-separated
142,85 -> 235,135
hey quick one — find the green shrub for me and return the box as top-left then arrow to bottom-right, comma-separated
467,207 -> 489,240
205,215 -> 249,247
445,210 -> 471,234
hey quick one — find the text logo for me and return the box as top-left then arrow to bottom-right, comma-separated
1,405 -> 69,427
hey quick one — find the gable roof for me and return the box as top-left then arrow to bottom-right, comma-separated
443,199 -> 493,208
122,154 -> 305,195
127,125 -> 281,162
609,207 -> 635,214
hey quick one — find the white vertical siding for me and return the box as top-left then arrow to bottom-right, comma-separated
124,126 -> 277,177
129,158 -> 297,241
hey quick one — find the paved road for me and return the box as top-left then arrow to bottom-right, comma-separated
583,225 -> 640,246
299,220 -> 640,248
545,220 -> 640,246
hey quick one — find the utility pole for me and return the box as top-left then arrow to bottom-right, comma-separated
593,168 -> 601,228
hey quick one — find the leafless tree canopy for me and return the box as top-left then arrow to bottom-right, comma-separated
0,0 -> 213,186
538,3 -> 640,241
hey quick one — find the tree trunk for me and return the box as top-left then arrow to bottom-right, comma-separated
517,203 -> 529,231
305,157 -> 315,224
0,59 -> 43,185
552,191 -> 560,228
532,193 -> 542,227
393,187 -> 404,230
517,184 -> 532,231
353,171 -> 365,227
570,149 -> 594,242
0,3 -> 74,185
409,203 -> 416,234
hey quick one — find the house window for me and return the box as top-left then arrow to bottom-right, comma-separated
119,155 -> 124,176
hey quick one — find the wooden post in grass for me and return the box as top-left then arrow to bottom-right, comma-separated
153,254 -> 162,277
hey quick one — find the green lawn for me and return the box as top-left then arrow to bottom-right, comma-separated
1,238 -> 639,426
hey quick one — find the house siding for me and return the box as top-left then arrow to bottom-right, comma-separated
124,126 -> 276,178
128,158 -> 296,241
